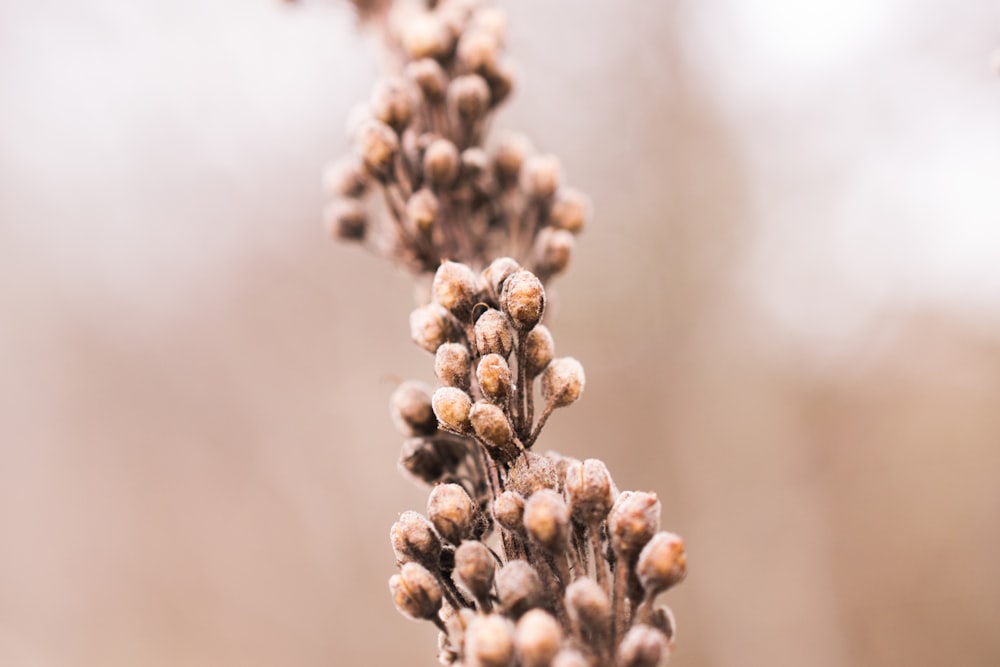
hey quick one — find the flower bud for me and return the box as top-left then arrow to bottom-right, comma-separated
486,59 -> 517,108
389,562 -> 442,621
476,353 -> 512,403
323,199 -> 367,241
456,29 -> 499,75
608,491 -> 661,558
466,614 -> 515,667
500,270 -> 545,331
493,490 -> 525,533
515,609 -> 562,667
475,309 -> 514,358
520,154 -> 561,201
649,605 -> 677,641
564,458 -> 615,523
493,132 -> 532,187
410,303 -> 454,353
470,400 -> 513,449
470,7 -> 508,43
482,256 -> 520,298
356,118 -> 399,179
541,357 -> 584,408
405,57 -> 448,103
423,138 -> 460,190
322,156 -> 368,198
522,324 -> 554,378
448,74 -> 491,123
496,560 -> 544,618
533,227 -> 573,279
433,260 -> 479,320
390,510 -> 441,566
406,188 -> 439,232
427,483 -> 475,545
552,649 -> 589,667
636,532 -> 687,595
616,625 -> 670,667
402,13 -> 452,61
506,451 -> 558,497
550,187 -> 590,234
389,380 -> 438,437
434,342 -> 471,390
370,76 -> 414,133
454,540 -> 496,601
523,489 -> 570,553
398,436 -> 463,485
432,387 -> 473,433
565,577 -> 611,640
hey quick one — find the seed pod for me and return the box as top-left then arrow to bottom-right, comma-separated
470,400 -> 513,449
506,451 -> 558,497
323,199 -> 367,241
482,256 -> 520,298
496,560 -> 545,618
427,483 -> 475,545
637,531 -> 687,595
410,303 -> 453,354
398,437 -> 463,485
476,354 -> 512,403
433,260 -> 479,320
565,577 -> 612,640
533,227 -> 573,279
493,490 -> 526,533
434,342 -> 471,390
390,510 -> 441,566
456,29 -> 499,75
523,489 -> 570,553
402,13 -> 452,61
465,614 -> 515,667
389,562 -> 442,621
549,187 -> 590,234
454,540 -> 495,601
406,188 -> 439,232
616,625 -> 670,667
515,609 -> 562,667
389,381 -> 438,437
448,74 -> 491,124
423,138 -> 460,190
541,357 -> 585,408
493,132 -> 532,187
500,270 -> 545,331
432,387 -> 473,434
522,324 -> 554,378
564,458 -> 615,523
520,154 -> 561,201
356,118 -> 399,180
322,157 -> 368,198
551,649 -> 589,667
370,76 -> 414,133
608,491 -> 661,558
474,309 -> 514,358
405,58 -> 448,103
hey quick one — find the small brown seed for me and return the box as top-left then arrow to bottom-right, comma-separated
470,400 -> 513,449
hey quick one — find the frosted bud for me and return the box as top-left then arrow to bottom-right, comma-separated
541,357 -> 585,408
432,386 -> 473,433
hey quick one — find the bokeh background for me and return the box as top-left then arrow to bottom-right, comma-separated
2,1 -> 999,665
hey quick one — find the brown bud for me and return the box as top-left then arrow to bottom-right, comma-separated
565,577 -> 611,640
475,309 -> 514,358
398,436 -> 464,485
636,532 -> 687,595
410,303 -> 453,353
389,562 -> 442,621
523,489 -> 571,553
493,490 -> 526,533
486,59 -> 517,108
405,58 -> 448,104
406,188 -> 439,232
532,227 -> 573,279
427,483 -> 475,545
402,13 -> 452,61
522,324 -> 554,378
564,458 -> 615,523
356,118 -> 399,179
506,451 -> 558,497
466,614 -> 515,667
389,381 -> 438,437
434,342 -> 471,390
370,76 -> 414,133
433,260 -> 479,320
470,400 -> 513,449
551,649 -> 589,667
456,29 -> 499,75
541,357 -> 585,408
616,625 -> 670,667
500,270 -> 545,331
482,256 -> 521,298
432,387 -> 473,433
496,560 -> 545,618
322,157 -> 368,198
608,491 -> 661,558
514,609 -> 562,667
550,188 -> 590,234
476,353 -> 512,403
323,199 -> 367,241
649,605 -> 677,641
454,540 -> 496,601
423,138 -> 460,190
390,511 -> 441,566
520,154 -> 561,201
493,132 -> 532,187
448,74 -> 491,123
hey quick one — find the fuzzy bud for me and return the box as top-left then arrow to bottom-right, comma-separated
398,436 -> 463,485
370,76 -> 414,133
323,199 -> 367,241
564,458 -> 615,523
533,227 -> 573,279
608,491 -> 662,558
552,649 -> 589,667
496,561 -> 545,618
460,147 -> 493,186
482,256 -> 520,298
500,270 -> 545,331
406,188 -> 439,232
405,58 -> 448,103
486,60 -> 516,108
550,188 -> 590,234
389,381 -> 438,437
448,74 -> 491,123
454,540 -> 496,601
322,157 -> 368,198
427,483 -> 475,545
410,303 -> 453,354
470,7 -> 508,42
466,614 -> 515,667
523,489 -> 571,554
433,260 -> 479,320
493,133 -> 532,187
389,562 -> 442,621
434,342 -> 471,390
475,309 -> 514,358
616,625 -> 670,667
456,29 -> 499,75
522,324 -> 554,378
432,387 -> 473,434
637,531 -> 687,595
470,400 -> 513,449
423,138 -> 460,190
520,154 -> 561,201
493,490 -> 526,533
506,452 -> 558,497
402,13 -> 452,61
515,609 -> 562,667
357,118 -> 399,179
541,357 -> 585,408
476,353 -> 513,403
565,577 -> 612,640
390,511 -> 441,566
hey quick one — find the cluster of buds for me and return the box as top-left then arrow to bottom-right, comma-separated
323,0 -> 590,276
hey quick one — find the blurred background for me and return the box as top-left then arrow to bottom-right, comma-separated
2,0 -> 999,665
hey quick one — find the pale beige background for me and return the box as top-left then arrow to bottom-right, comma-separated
2,1 -> 999,666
